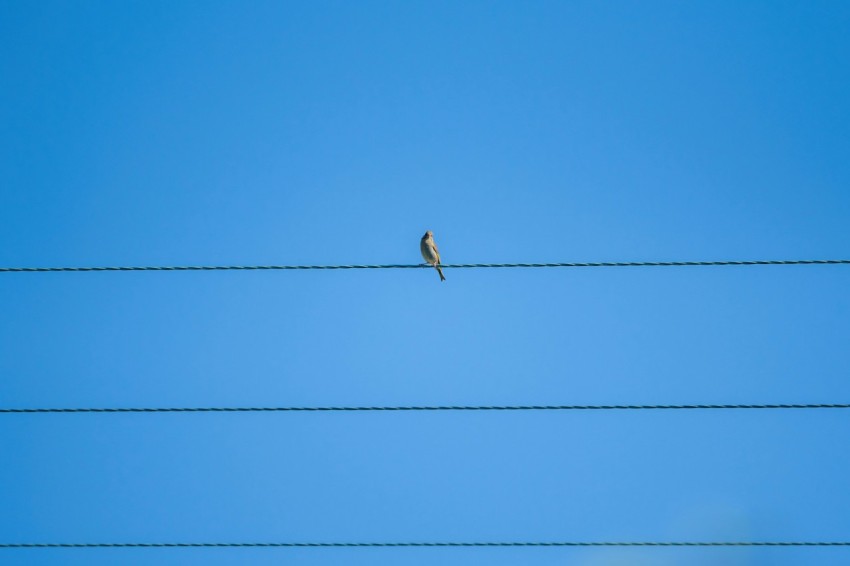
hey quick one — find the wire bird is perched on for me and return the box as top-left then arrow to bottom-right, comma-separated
420,230 -> 446,282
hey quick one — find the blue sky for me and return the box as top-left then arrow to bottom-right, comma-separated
2,1 -> 849,564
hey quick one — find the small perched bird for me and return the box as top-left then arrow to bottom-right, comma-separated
420,230 -> 446,282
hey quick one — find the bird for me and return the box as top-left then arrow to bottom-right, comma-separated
420,230 -> 446,282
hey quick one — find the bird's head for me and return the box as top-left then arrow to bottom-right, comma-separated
423,230 -> 433,239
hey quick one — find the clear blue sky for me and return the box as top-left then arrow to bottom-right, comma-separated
2,1 -> 849,565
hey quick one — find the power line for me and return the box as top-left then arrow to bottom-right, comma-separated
1,259 -> 849,273
2,541 -> 849,548
2,403 -> 849,414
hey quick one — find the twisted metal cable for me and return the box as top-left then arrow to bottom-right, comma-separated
1,259 -> 849,273
2,541 -> 849,548
2,403 -> 849,414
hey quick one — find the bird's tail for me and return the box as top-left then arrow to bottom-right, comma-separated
436,265 -> 446,282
